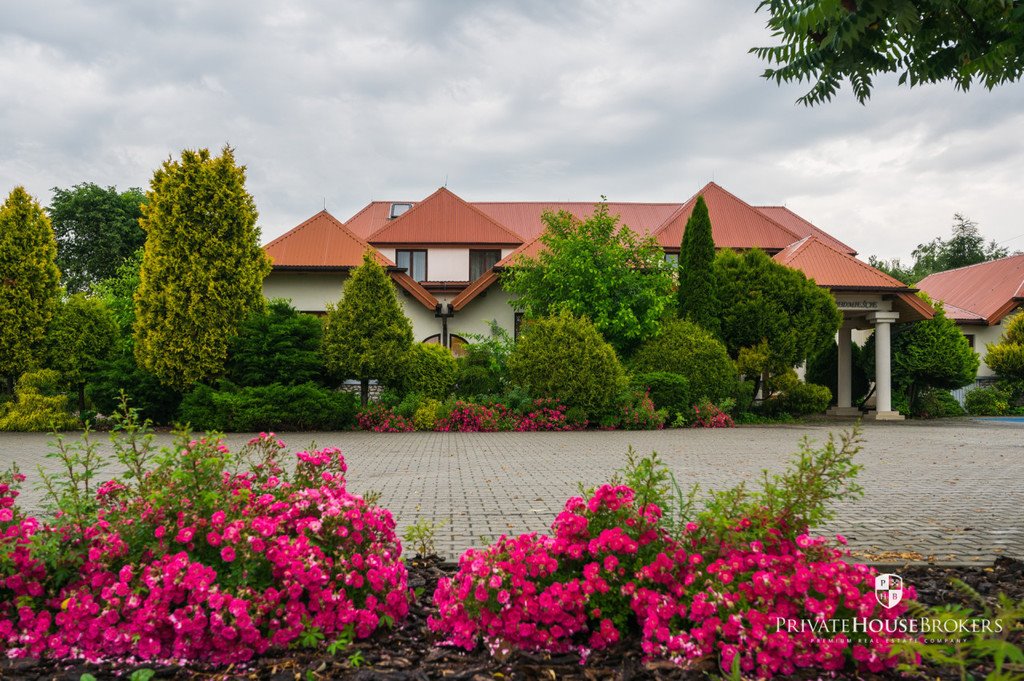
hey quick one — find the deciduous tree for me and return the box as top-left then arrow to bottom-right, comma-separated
677,195 -> 718,335
133,146 -> 270,390
45,294 -> 119,411
752,0 -> 1024,105
49,183 -> 146,293
503,201 -> 674,356
0,187 -> 61,389
321,252 -> 413,405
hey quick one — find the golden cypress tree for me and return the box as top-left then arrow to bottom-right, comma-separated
0,187 -> 61,389
133,147 -> 270,390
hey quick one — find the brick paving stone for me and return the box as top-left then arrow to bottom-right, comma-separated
1,419 -> 1021,563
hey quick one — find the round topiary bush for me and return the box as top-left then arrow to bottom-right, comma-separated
964,385 -> 1009,416
630,371 -> 690,416
508,312 -> 627,419
391,343 -> 458,398
629,320 -> 738,406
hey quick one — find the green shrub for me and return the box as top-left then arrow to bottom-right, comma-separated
394,392 -> 426,419
765,371 -> 831,415
735,379 -> 757,415
455,321 -> 514,397
912,388 -> 965,418
630,372 -> 690,415
0,369 -> 79,431
180,382 -> 359,431
629,319 -> 738,405
390,344 -> 458,398
412,398 -> 443,431
508,312 -> 627,419
964,385 -> 1010,416
225,300 -> 324,386
88,354 -> 181,424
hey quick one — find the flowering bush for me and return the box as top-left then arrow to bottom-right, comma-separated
0,405 -> 410,663
431,428 -> 910,677
357,404 -> 414,432
433,399 -> 583,432
690,401 -> 735,428
617,391 -> 667,430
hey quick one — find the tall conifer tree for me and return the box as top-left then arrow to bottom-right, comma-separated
0,187 -> 61,389
133,146 -> 270,390
322,252 -> 413,405
677,195 -> 718,334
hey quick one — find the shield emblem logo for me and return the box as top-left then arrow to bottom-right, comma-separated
875,573 -> 904,609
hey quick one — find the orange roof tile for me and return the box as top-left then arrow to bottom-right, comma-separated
916,254 -> 1024,324
367,188 -> 523,246
389,271 -> 441,311
653,183 -> 802,251
755,206 -> 857,255
474,202 -> 678,241
450,269 -> 501,311
772,236 -> 908,289
344,200 -> 418,239
263,210 -> 392,269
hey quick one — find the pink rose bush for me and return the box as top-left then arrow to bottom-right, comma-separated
0,433 -> 410,663
431,432 -> 910,677
357,404 -> 415,432
435,399 -> 583,432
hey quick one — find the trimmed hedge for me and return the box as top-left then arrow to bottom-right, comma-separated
913,388 -> 965,418
630,372 -> 690,416
629,320 -> 738,405
180,382 -> 359,431
508,312 -> 627,419
964,386 -> 1009,416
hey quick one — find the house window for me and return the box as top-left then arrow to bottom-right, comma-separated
469,249 -> 501,280
389,203 -> 412,219
664,252 -> 679,265
396,249 -> 427,282
449,334 -> 469,357
965,334 -> 975,349
514,312 -> 524,340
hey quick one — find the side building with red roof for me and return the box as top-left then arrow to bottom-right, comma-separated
263,182 -> 936,419
917,254 -> 1024,378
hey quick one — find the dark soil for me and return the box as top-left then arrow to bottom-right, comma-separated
2,557 -> 1021,681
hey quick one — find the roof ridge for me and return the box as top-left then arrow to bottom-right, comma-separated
366,187 -> 523,244
702,182 -> 804,243
263,209 -> 339,249
807,234 -> 909,289
472,200 -> 684,207
919,252 -> 1024,281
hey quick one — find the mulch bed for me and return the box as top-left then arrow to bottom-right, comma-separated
2,556 -> 1021,681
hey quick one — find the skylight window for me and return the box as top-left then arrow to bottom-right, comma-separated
389,203 -> 412,219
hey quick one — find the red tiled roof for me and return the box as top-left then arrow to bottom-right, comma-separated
755,206 -> 857,255
344,200 -> 417,239
263,210 -> 438,310
916,254 -> 1024,324
263,210 -> 392,269
367,188 -> 523,246
474,202 -> 678,242
772,236 -> 909,289
653,183 -> 802,251
450,269 -> 501,311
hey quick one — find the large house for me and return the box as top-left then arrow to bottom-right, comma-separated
262,182 -> 934,419
917,254 -> 1024,379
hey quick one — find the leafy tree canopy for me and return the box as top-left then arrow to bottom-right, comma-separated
0,186 -> 61,385
49,183 -> 146,293
868,213 -> 1010,284
45,293 -> 119,411
714,248 -> 842,378
133,146 -> 270,391
502,201 -> 674,356
752,0 -> 1024,105
322,252 -> 413,404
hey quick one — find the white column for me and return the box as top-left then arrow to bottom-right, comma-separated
867,311 -> 902,420
837,325 -> 853,409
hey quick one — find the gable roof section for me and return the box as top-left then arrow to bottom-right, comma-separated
474,202 -> 679,242
653,182 -> 802,252
916,254 -> 1024,324
773,236 -> 908,290
263,210 -> 438,310
755,206 -> 857,255
263,210 -> 391,269
367,187 -> 523,246
344,200 -> 418,239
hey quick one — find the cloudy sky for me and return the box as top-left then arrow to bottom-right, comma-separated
2,1 -> 1022,261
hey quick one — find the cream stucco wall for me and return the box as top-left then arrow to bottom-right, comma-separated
428,248 -> 470,280
262,271 -> 346,312
966,311 -> 1019,377
449,286 -> 518,341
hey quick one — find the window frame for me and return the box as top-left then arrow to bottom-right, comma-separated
395,249 -> 428,282
469,248 -> 502,280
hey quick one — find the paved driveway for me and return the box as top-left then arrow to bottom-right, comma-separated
1,420 -> 1021,563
